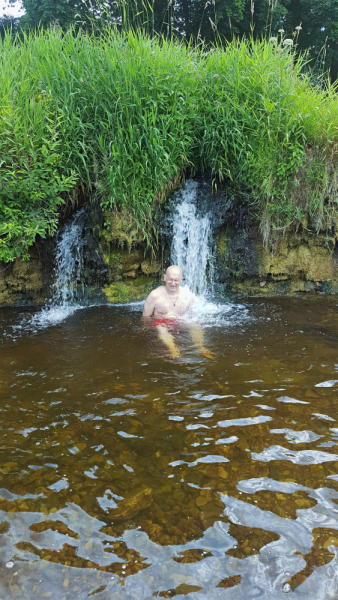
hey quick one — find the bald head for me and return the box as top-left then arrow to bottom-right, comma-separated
164,265 -> 183,294
166,265 -> 182,278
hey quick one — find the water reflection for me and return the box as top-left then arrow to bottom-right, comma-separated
0,298 -> 338,598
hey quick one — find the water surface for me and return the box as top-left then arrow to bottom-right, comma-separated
1,298 -> 338,599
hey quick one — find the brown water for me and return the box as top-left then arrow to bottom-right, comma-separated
1,298 -> 338,599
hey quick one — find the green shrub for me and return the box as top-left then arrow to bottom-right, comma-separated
1,29 -> 338,261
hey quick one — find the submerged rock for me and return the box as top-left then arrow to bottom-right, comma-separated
109,486 -> 153,521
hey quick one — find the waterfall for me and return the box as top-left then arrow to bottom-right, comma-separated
171,180 -> 213,296
168,180 -> 249,326
29,209 -> 86,328
52,209 -> 85,306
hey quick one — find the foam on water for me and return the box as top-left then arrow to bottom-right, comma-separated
29,305 -> 81,328
176,286 -> 249,327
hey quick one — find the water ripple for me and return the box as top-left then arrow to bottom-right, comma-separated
252,445 -> 338,464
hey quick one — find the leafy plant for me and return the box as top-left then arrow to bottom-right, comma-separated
1,28 -> 338,261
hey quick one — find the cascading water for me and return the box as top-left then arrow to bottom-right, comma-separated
52,209 -> 85,307
169,180 -> 248,326
30,209 -> 86,328
11,180 -> 248,337
171,180 -> 213,297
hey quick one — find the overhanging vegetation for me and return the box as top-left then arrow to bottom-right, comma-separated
1,28 -> 338,262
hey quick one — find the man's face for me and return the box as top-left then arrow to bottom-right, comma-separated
164,269 -> 182,293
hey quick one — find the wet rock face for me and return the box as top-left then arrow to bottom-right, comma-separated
0,205 -> 162,306
3,186 -> 338,306
102,276 -> 158,304
215,197 -> 338,296
0,250 -> 46,305
99,210 -> 162,304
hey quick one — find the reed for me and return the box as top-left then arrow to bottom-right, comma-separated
1,28 -> 338,261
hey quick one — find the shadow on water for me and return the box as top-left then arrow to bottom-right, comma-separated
1,298 -> 338,598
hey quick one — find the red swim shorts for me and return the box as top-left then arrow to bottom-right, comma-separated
151,318 -> 180,329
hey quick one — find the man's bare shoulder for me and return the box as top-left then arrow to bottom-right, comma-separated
147,286 -> 166,299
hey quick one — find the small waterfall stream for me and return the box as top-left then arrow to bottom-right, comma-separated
170,180 -> 213,297
168,180 -> 247,326
52,209 -> 85,307
30,209 -> 86,328
171,181 -> 213,296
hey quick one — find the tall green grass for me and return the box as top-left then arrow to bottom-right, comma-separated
1,28 -> 338,261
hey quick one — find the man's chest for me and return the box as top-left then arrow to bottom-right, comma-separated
154,295 -> 189,314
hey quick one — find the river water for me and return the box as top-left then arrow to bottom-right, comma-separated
1,297 -> 338,599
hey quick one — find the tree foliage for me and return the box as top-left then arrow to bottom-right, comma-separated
15,0 -> 338,80
21,0 -> 90,29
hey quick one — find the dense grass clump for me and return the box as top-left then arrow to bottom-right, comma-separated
1,29 -> 338,261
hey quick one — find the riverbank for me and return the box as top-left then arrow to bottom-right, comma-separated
1,29 -> 338,272
2,179 -> 338,306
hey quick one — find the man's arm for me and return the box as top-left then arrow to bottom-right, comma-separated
143,290 -> 156,317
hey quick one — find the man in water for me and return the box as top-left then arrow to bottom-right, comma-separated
143,265 -> 212,359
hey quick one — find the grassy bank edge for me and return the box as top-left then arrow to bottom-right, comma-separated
1,28 -> 338,262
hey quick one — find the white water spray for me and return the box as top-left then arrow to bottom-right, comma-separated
52,209 -> 85,306
171,180 -> 213,296
170,180 -> 248,326
29,209 -> 86,328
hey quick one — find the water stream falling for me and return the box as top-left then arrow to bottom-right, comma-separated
169,180 -> 244,326
28,209 -> 86,328
52,208 -> 85,307
171,180 -> 213,297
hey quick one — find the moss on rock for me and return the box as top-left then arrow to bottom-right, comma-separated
103,211 -> 145,247
102,275 -> 157,304
216,218 -> 338,296
0,257 -> 45,305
